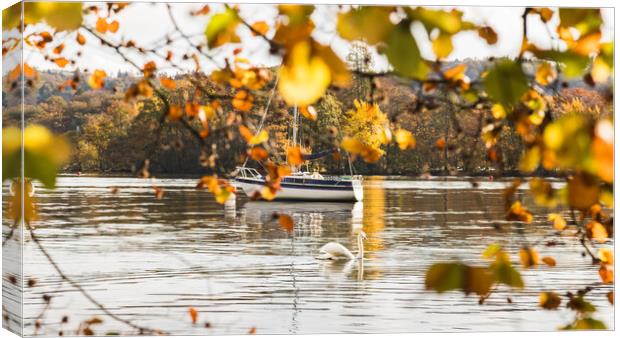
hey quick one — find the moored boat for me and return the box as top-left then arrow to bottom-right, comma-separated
233,167 -> 363,201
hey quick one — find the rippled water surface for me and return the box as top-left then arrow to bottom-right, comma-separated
4,176 -> 614,335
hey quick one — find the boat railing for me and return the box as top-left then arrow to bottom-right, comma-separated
235,166 -> 262,179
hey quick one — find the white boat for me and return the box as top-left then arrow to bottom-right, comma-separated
234,167 -> 363,201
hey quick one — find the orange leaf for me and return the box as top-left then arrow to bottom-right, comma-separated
188,307 -> 198,324
435,137 -> 446,150
108,20 -> 119,33
598,248 -> 613,264
143,61 -> 157,78
249,147 -> 268,161
251,21 -> 269,36
160,77 -> 176,89
168,105 -> 182,121
185,102 -> 200,118
541,256 -> 556,267
599,264 -> 614,284
278,214 -> 294,233
607,291 -> 614,305
239,125 -> 254,143
287,146 -> 304,165
232,90 -> 254,112
154,187 -> 164,199
53,43 -> 64,54
299,105 -> 317,121
53,57 -> 69,68
519,247 -> 539,268
248,327 -> 256,335
95,18 -> 108,33
76,32 -> 86,45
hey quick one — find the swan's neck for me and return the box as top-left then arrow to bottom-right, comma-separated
356,235 -> 364,259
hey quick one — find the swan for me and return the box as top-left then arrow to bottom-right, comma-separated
316,231 -> 367,260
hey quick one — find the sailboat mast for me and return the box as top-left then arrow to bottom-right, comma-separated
291,105 -> 299,172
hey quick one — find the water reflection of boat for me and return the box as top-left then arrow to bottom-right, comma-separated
241,201 -> 363,237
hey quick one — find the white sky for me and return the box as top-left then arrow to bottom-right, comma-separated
9,3 -> 616,75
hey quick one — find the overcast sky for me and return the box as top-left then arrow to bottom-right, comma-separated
13,3 -> 615,75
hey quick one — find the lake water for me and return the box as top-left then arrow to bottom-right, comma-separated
3,176 -> 614,335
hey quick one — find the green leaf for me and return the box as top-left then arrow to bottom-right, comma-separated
490,259 -> 524,288
24,150 -> 58,189
205,7 -> 240,48
534,50 -> 590,78
383,22 -> 429,79
484,59 -> 528,108
562,317 -> 607,330
425,263 -> 494,296
337,6 -> 395,45
405,7 -> 472,35
559,9 -> 602,35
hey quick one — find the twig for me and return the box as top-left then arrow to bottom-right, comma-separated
29,230 -> 163,335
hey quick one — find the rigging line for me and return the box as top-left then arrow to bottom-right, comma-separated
241,69 -> 281,167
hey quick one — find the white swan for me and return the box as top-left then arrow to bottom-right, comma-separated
316,231 -> 367,260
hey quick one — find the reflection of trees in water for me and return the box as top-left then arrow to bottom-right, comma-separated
362,178 -> 386,257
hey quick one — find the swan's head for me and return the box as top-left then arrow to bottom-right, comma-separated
358,231 -> 368,241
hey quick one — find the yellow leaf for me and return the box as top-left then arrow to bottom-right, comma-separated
598,248 -> 613,264
279,41 -> 331,106
394,129 -> 416,150
507,201 -> 533,223
432,33 -> 453,59
548,213 -> 567,231
249,130 -> 269,145
87,69 -> 107,89
535,62 -> 557,85
205,7 -> 240,48
519,247 -> 540,268
341,137 -> 364,154
586,221 -> 608,243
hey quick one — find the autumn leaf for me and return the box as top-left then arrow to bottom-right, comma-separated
547,213 -> 567,231
249,147 -> 268,161
205,7 -> 240,48
598,248 -> 613,264
541,256 -> 556,267
539,292 -> 562,310
76,32 -> 86,45
287,146 -> 304,165
484,59 -> 528,109
507,201 -> 533,223
53,57 -> 69,68
277,214 -> 294,233
160,77 -> 176,89
87,70 -> 107,89
477,26 -> 497,44
279,41 -> 331,106
232,90 -> 254,112
299,105 -> 317,121
519,247 -> 540,268
432,32 -> 453,59
53,43 -> 64,54
143,61 -> 157,78
535,62 -> 557,85
250,21 -> 269,36
586,221 -> 608,243
188,307 -> 198,324
425,263 -> 494,296
607,291 -> 614,305
167,105 -> 183,121
599,264 -> 614,284
394,129 -> 416,150
435,137 -> 446,150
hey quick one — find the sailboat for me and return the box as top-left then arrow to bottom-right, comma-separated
233,106 -> 364,202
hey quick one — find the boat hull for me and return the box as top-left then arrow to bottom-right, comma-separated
234,177 -> 363,202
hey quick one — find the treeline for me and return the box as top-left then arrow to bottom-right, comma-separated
2,61 -> 611,177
